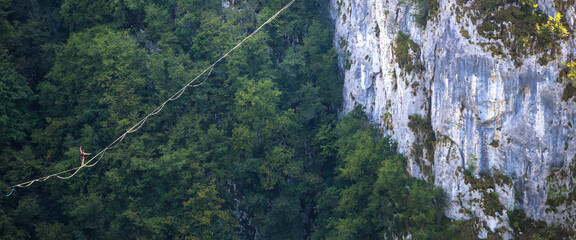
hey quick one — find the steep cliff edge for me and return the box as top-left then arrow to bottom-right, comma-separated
331,0 -> 576,238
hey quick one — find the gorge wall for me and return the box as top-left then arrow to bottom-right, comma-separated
330,0 -> 576,238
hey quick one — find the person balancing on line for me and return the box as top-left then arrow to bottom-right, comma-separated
80,146 -> 91,166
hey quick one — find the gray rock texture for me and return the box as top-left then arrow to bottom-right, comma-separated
331,0 -> 576,238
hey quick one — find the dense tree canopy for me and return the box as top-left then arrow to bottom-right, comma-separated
0,0 -> 466,239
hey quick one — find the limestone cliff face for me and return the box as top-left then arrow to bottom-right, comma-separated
331,0 -> 576,238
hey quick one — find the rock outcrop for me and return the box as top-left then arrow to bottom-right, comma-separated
331,0 -> 576,238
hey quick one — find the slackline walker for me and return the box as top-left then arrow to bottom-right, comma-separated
1,0 -> 296,197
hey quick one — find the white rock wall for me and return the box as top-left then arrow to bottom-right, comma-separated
331,0 -> 576,238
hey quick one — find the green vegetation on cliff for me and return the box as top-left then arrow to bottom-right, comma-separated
457,0 -> 571,66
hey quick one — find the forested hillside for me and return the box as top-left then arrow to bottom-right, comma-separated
0,0 -> 564,239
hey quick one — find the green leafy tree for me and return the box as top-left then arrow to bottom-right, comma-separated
233,77 -> 299,187
300,21 -> 343,110
314,106 -> 448,239
260,146 -> 300,190
41,26 -> 147,154
537,13 -> 569,45
565,61 -> 576,86
57,0 -> 132,32
0,64 -> 34,146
